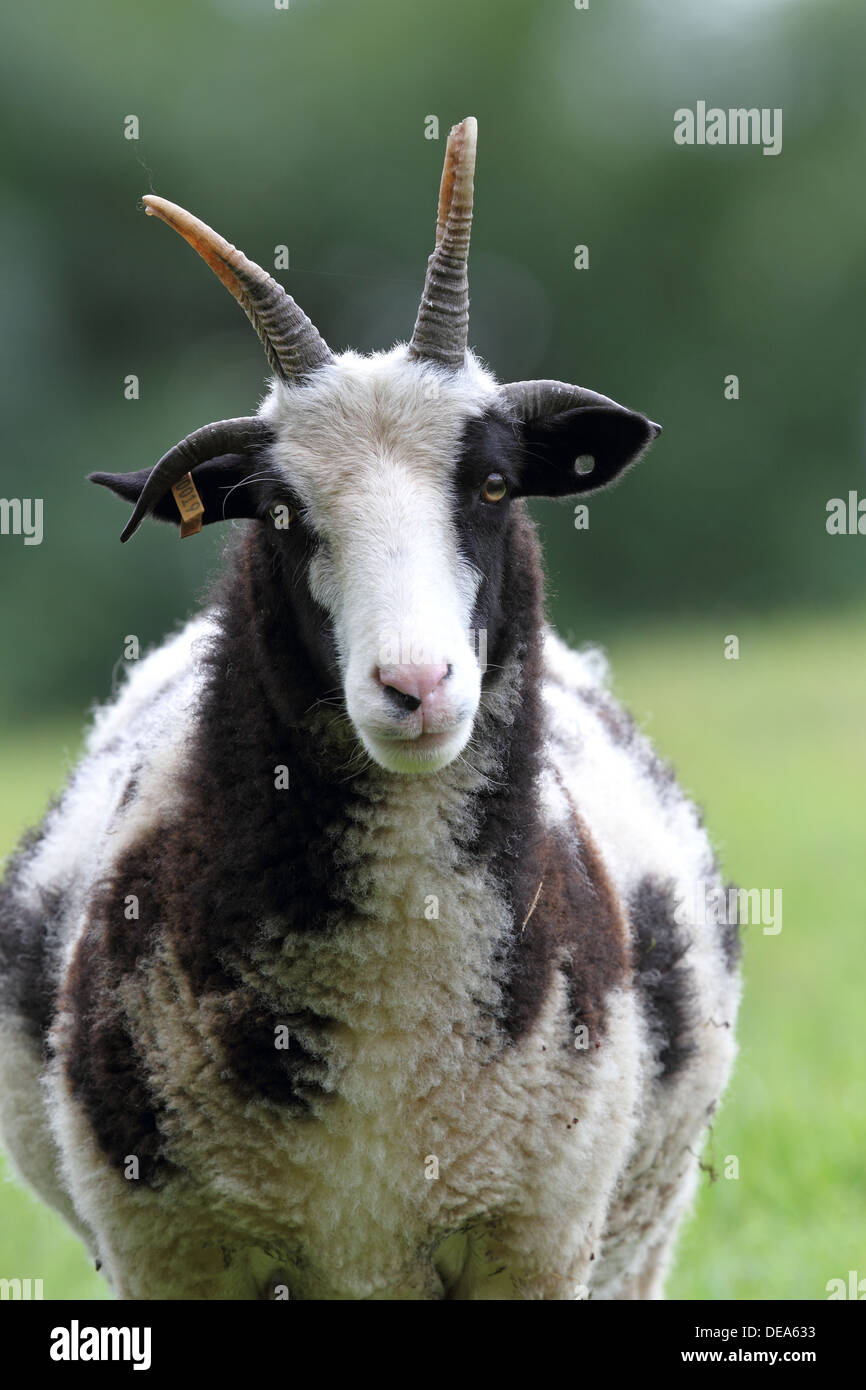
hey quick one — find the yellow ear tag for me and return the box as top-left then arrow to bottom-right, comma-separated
172,472 -> 204,538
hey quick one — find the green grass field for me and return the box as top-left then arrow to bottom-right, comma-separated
1,607 -> 863,1300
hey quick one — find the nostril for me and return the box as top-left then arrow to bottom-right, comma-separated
382,685 -> 422,714
375,662 -> 450,708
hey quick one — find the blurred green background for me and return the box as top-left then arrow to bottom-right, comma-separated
0,0 -> 863,1299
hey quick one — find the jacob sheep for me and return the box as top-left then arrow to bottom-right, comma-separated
0,118 -> 740,1300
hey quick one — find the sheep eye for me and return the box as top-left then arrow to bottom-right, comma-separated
481,473 -> 508,503
268,502 -> 296,530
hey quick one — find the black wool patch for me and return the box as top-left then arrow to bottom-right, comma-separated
62,835 -> 180,1188
214,1001 -> 330,1109
630,876 -> 696,1081
0,819 -> 65,1050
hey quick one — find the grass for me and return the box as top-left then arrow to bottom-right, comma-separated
1,607 -> 863,1300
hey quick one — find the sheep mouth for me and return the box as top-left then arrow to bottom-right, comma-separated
359,720 -> 473,774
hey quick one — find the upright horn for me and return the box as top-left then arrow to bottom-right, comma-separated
408,116 -> 477,369
142,195 -> 333,381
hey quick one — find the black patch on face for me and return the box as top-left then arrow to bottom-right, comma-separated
255,516 -> 343,708
630,875 -> 696,1081
450,411 -> 525,663
0,821 -> 64,1049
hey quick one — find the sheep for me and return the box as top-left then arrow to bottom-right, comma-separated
0,117 -> 740,1300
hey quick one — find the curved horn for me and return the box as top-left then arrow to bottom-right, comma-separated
142,195 -> 333,381
119,417 -> 273,543
408,116 -> 477,369
501,379 -> 662,435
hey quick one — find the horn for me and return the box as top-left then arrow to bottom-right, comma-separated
142,195 -> 333,381
408,117 -> 477,369
118,417 -> 273,542
501,379 -> 662,436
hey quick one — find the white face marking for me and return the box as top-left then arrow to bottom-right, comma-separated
261,347 -> 500,774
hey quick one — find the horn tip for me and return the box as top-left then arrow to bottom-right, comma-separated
119,509 -> 144,543
449,116 -> 478,155
141,194 -> 177,223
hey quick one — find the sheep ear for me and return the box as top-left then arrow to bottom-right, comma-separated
89,454 -> 260,529
515,406 -> 660,499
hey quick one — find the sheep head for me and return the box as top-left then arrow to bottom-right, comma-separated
91,117 -> 660,773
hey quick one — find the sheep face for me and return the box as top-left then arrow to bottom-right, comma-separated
259,347 -> 506,773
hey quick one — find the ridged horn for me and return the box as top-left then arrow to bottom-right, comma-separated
142,195 -> 333,381
500,379 -> 662,436
119,417 -> 273,543
408,117 -> 477,368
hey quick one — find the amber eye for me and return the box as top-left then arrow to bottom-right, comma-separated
268,502 -> 296,529
481,473 -> 508,503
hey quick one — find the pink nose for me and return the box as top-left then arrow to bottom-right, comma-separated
376,662 -> 449,706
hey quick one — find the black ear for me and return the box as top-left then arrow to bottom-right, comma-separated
515,406 -> 659,499
89,454 -> 261,528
